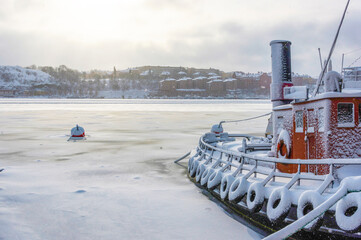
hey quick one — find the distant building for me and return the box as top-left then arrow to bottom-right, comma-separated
193,76 -> 208,89
224,78 -> 237,91
159,78 -> 176,95
232,71 -> 245,79
160,71 -> 170,77
258,73 -> 272,95
140,69 -> 153,78
0,89 -> 15,97
207,79 -> 225,96
176,77 -> 192,89
157,68 -> 314,98
177,71 -> 187,76
292,73 -> 316,93
292,74 -> 316,86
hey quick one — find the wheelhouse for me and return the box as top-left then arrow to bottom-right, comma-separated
273,94 -> 361,174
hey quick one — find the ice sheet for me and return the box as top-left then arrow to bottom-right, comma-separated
0,99 -> 270,239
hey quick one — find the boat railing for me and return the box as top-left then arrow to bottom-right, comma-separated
197,133 -> 361,186
342,67 -> 361,82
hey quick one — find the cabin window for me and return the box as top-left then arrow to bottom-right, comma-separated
295,110 -> 303,132
337,103 -> 354,127
307,110 -> 315,133
318,108 -> 325,132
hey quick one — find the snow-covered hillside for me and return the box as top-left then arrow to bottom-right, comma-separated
0,66 -> 55,89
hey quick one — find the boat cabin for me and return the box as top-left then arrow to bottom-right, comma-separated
273,93 -> 361,174
270,40 -> 361,175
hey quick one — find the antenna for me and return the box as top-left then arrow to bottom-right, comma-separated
318,48 -> 323,70
312,0 -> 351,97
328,59 -> 333,71
341,53 -> 345,73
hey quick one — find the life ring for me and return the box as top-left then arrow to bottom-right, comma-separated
277,140 -> 288,158
276,129 -> 298,173
276,129 -> 291,158
246,182 -> 265,213
220,174 -> 235,200
195,163 -> 207,182
336,192 -> 361,232
228,176 -> 249,203
297,191 -> 324,231
200,167 -> 215,186
207,170 -> 224,190
266,187 -> 292,223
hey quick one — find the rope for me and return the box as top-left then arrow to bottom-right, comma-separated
347,55 -> 361,68
344,47 -> 361,55
218,112 -> 272,127
174,151 -> 191,163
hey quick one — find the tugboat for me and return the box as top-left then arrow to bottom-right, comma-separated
183,1 -> 361,239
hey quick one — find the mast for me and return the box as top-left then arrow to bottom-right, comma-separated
312,0 -> 351,97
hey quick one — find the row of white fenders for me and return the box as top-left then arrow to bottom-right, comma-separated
187,132 -> 361,239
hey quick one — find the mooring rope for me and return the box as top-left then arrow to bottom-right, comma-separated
218,112 -> 272,128
174,151 -> 191,164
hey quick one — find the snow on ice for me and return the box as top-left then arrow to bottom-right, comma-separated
0,99 -> 267,240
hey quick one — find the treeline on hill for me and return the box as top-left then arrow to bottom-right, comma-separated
26,65 -> 158,97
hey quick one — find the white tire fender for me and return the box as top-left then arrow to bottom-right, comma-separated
266,187 -> 292,223
246,182 -> 265,213
220,174 -> 235,200
228,176 -> 249,203
336,192 -> 361,232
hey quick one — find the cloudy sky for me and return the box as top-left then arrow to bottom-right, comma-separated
0,0 -> 360,76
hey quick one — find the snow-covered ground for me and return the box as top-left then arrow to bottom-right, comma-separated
0,99 -> 271,240
0,66 -> 54,89
97,90 -> 149,99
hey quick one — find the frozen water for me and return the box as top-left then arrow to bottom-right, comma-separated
0,99 -> 271,240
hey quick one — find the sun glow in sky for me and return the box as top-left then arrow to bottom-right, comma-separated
0,0 -> 361,75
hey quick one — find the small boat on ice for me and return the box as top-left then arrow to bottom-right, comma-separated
181,2 -> 361,239
68,124 -> 86,141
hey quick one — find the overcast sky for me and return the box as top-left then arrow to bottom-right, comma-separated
0,0 -> 360,76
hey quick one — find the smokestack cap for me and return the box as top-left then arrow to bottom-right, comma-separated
270,40 -> 292,46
